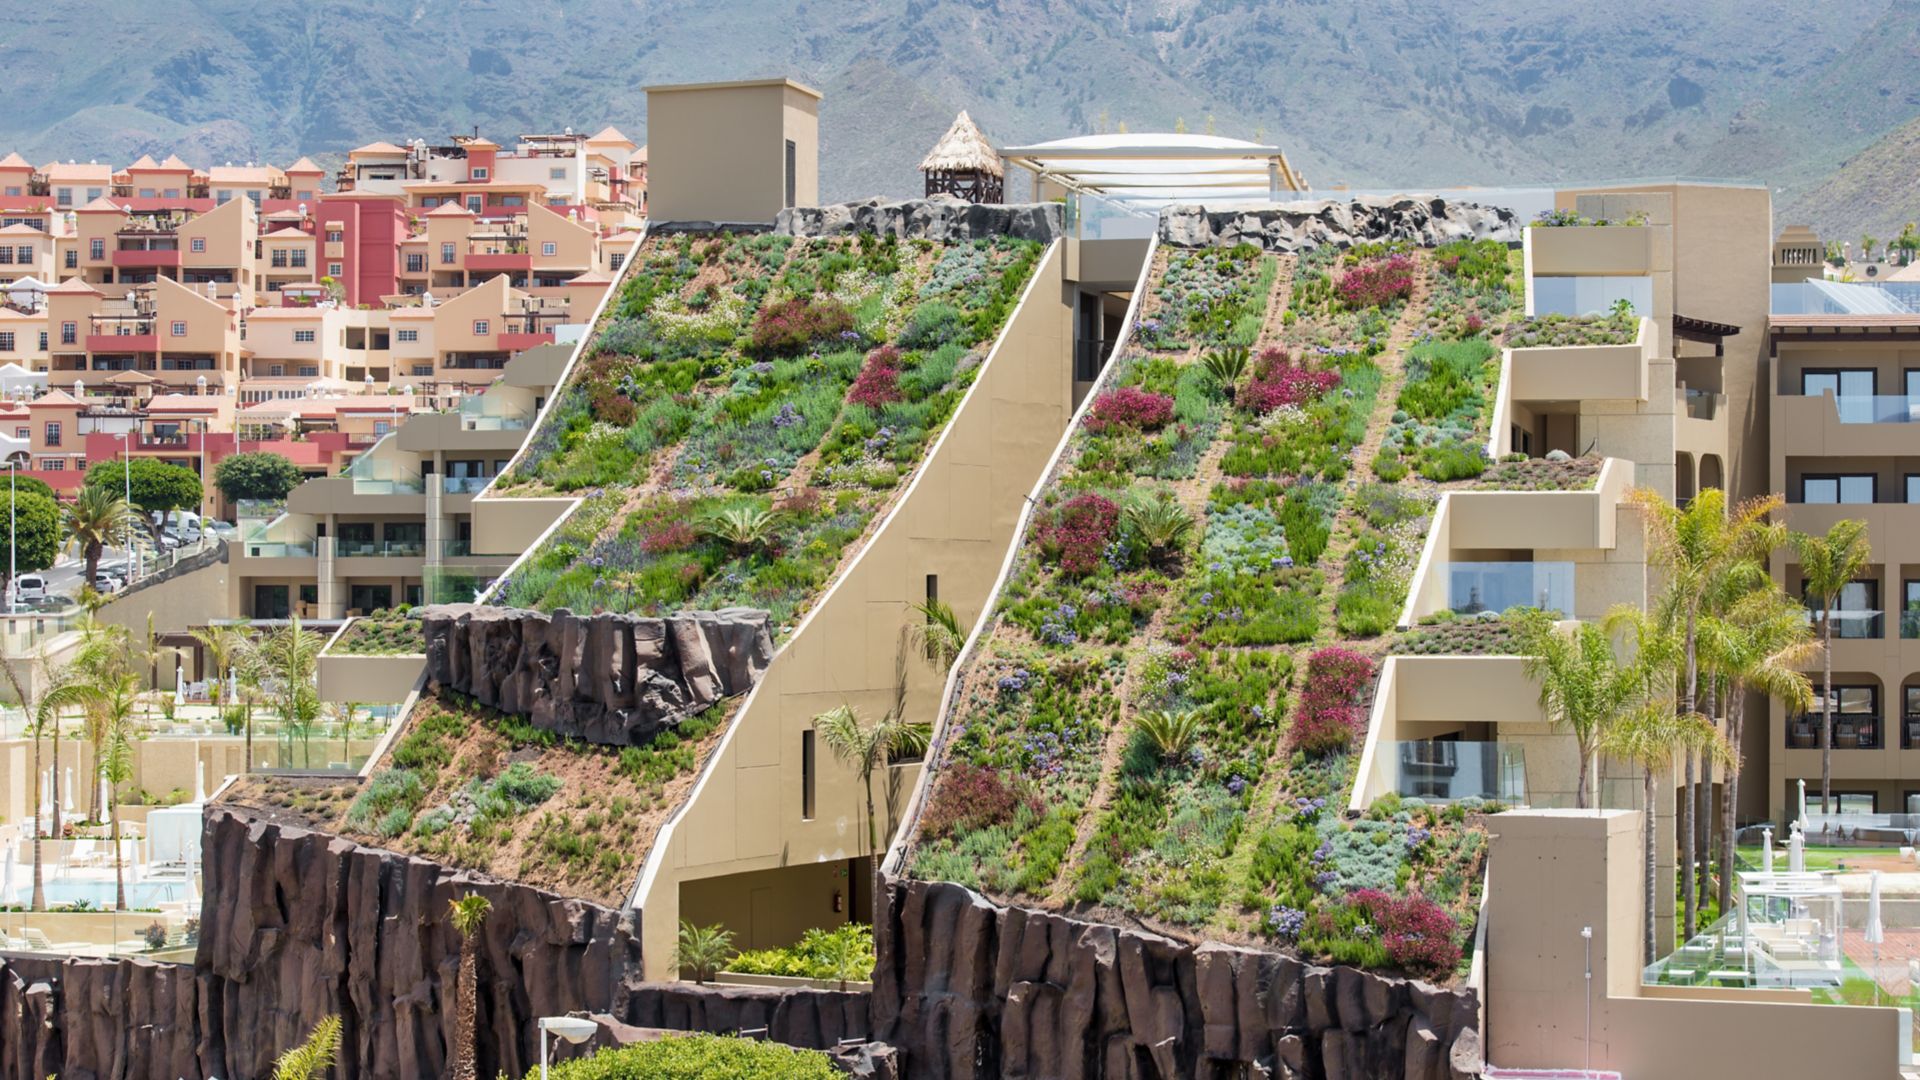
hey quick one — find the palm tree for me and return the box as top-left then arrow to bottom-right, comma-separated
1699,586 -> 1817,913
189,621 -> 250,716
1121,490 -> 1194,567
448,892 -> 492,1080
50,670 -> 140,910
0,647 -> 72,911
1791,519 -> 1872,815
1630,486 -> 1781,936
1131,708 -> 1205,763
66,616 -> 132,822
1201,345 -> 1249,400
674,920 -> 735,984
60,485 -> 133,591
811,704 -> 931,858
1600,700 -> 1731,964
259,617 -> 325,770
272,1014 -> 343,1080
700,504 -> 779,556
904,598 -> 964,670
1517,610 -> 1637,809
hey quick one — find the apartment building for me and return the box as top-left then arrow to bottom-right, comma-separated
335,128 -> 646,223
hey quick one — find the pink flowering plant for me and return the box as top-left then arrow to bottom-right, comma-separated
1335,254 -> 1416,310
1292,647 -> 1375,756
1084,386 -> 1175,433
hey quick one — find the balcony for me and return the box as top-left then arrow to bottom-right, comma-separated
111,248 -> 181,269
1394,740 -> 1527,803
1527,224 -> 1654,277
496,331 -> 555,352
86,332 -> 157,353
336,539 -> 426,558
1506,316 -> 1652,403
1446,561 -> 1575,617
1786,715 -> 1880,751
242,540 -> 316,559
467,251 -> 533,273
442,475 -> 492,494
1772,391 -> 1920,456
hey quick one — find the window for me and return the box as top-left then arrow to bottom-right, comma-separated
269,364 -> 285,377
1802,577 -> 1880,639
1908,474 -> 1920,504
608,251 -> 625,271
470,166 -> 489,180
138,188 -> 155,199
293,329 -> 316,343
472,319 -> 489,336
421,197 -> 439,208
42,422 -> 59,446
1906,581 -> 1920,640
541,241 -> 557,257
1791,684 -> 1879,749
216,190 -> 231,205
10,427 -> 23,440
465,195 -> 483,213
2,187 -> 18,197
55,188 -> 71,207
441,242 -> 456,265
295,190 -> 314,202
1801,474 -> 1876,504
290,250 -> 307,268
246,190 -> 261,206
190,237 -> 205,253
0,248 -> 14,265
270,249 -> 288,268
299,365 -> 318,377
88,238 -> 103,260
170,320 -> 187,337
86,188 -> 102,202
396,328 -> 418,343
162,188 -> 179,199
62,251 -> 75,269
1905,687 -> 1920,748
13,246 -> 26,264
327,262 -> 342,277
405,253 -> 424,273
59,321 -> 75,345
40,459 -> 62,472
549,166 -> 566,180
373,420 -> 390,436
784,138 -> 797,209
35,332 -> 44,351
500,195 -> 523,207
1828,792 -> 1878,815
1802,368 -> 1877,422
0,332 -> 13,352
325,230 -> 343,244
801,729 -> 816,820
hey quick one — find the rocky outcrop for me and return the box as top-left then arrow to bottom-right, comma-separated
777,195 -> 1065,243
419,604 -> 773,745
1159,197 -> 1520,251
0,953 -> 200,1080
874,876 -> 1483,1080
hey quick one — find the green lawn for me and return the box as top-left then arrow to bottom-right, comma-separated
1735,844 -> 1908,873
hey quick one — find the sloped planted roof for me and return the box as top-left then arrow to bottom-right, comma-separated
920,111 -> 1003,178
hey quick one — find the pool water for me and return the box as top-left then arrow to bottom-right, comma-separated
2,878 -> 189,908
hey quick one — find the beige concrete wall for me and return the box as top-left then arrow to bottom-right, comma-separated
645,80 -> 820,224
635,241 -> 1078,978
469,495 -> 573,556
1507,321 -> 1652,404
676,859 -> 862,956
1445,456 -> 1630,553
97,554 -> 234,642
1529,224 -> 1654,278
316,651 -> 423,705
1485,809 -> 1906,1080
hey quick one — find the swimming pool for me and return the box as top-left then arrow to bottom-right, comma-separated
2,878 -> 189,908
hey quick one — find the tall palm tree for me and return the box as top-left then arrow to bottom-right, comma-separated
447,892 -> 492,1080
1790,519 -> 1872,815
1518,610 -> 1639,809
259,617 -> 324,770
1699,586 -> 1818,913
1630,486 -> 1782,937
66,616 -> 131,822
188,621 -> 249,715
0,647 -> 73,911
46,669 -> 140,910
1600,700 -> 1731,965
60,485 -> 133,591
811,704 -> 931,858
904,598 -> 964,670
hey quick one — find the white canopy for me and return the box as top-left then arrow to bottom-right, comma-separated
999,133 -> 1306,210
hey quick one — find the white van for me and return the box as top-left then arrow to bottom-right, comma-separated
168,511 -> 205,542
12,574 -> 45,603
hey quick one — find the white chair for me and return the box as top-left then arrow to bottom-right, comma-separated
20,928 -> 87,952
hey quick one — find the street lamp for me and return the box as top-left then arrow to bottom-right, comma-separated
6,458 -> 16,618
119,430 -> 134,581
538,1015 -> 597,1079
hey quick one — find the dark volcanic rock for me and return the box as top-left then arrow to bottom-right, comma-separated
777,194 -> 1065,243
1159,196 -> 1520,251
419,603 -> 773,746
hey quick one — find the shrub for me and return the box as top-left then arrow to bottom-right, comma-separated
900,300 -> 967,348
1347,889 -> 1461,978
847,346 -> 903,408
1084,387 -> 1175,433
530,1033 -> 840,1080
1335,255 -> 1416,309
921,763 -> 1038,838
726,922 -> 874,984
1293,648 -> 1375,756
1241,349 -> 1340,414
748,297 -> 855,356
1034,493 -> 1120,576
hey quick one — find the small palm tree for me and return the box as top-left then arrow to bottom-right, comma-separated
1132,708 -> 1204,763
812,704 -> 932,857
674,920 -> 735,984
448,892 -> 492,1080
905,598 -> 964,670
1791,519 -> 1871,816
1200,346 -> 1249,400
61,485 -> 133,591
272,1014 -> 343,1080
1518,610 -> 1637,809
1121,490 -> 1194,567
260,618 -> 325,770
701,504 -> 779,555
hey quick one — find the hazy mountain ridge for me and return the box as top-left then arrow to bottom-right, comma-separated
0,0 -> 1913,234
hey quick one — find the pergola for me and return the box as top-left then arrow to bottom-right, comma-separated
998,133 -> 1308,212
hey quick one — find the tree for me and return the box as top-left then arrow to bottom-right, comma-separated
1862,233 -> 1879,262
0,489 -> 59,599
214,450 -> 304,504
448,892 -> 492,1080
0,475 -> 54,502
1699,586 -> 1817,913
1791,519 -> 1872,816
0,646 -> 75,911
1897,221 -> 1920,265
811,704 -> 931,858
272,1014 -> 343,1080
83,456 -> 201,536
674,920 -> 736,984
91,673 -> 141,911
61,485 -> 133,588
1132,708 -> 1205,763
904,598 -> 964,670
65,617 -> 132,822
1518,611 -> 1637,809
258,617 -> 325,769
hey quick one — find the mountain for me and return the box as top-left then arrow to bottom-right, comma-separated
1,0 -> 1917,233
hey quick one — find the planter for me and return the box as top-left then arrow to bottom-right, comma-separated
714,971 -> 873,993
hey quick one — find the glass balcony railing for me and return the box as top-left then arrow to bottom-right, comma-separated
439,539 -> 473,558
243,540 -> 315,558
335,539 -> 426,558
1394,740 -> 1526,803
1446,561 -> 1575,617
350,475 -> 423,495
1815,394 -> 1920,424
1530,274 -> 1653,318
1786,715 -> 1880,750
442,475 -> 492,494
1811,607 -> 1881,639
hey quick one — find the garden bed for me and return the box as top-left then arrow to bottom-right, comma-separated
1503,312 -> 1639,349
328,609 -> 425,656
1470,454 -> 1602,491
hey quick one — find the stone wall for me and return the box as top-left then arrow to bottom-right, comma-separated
777,195 -> 1065,244
873,875 -> 1484,1080
1160,197 -> 1520,252
419,603 -> 774,745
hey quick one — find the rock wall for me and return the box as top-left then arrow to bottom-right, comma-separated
0,953 -> 200,1080
777,195 -> 1065,244
873,876 -> 1484,1080
1160,197 -> 1520,252
419,603 -> 774,745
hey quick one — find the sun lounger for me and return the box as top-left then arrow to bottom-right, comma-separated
20,928 -> 90,952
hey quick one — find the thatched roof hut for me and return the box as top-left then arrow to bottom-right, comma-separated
920,111 -> 1004,203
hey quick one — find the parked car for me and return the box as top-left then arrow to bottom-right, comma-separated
91,572 -> 124,594
10,574 -> 46,603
